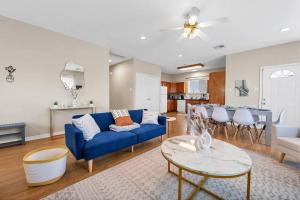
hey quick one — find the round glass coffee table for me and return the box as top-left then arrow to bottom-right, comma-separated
161,135 -> 252,200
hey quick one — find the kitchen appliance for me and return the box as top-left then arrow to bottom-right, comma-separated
160,86 -> 167,113
177,100 -> 186,113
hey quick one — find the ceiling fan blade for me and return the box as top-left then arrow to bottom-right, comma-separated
195,29 -> 209,41
198,17 -> 229,28
159,27 -> 184,32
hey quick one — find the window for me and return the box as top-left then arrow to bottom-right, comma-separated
187,80 -> 207,93
270,70 -> 295,78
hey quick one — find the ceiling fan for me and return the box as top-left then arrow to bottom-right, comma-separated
160,7 -> 229,40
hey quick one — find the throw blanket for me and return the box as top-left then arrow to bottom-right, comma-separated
109,123 -> 140,132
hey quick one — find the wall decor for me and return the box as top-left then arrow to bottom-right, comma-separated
60,62 -> 84,106
235,80 -> 249,97
5,66 -> 16,83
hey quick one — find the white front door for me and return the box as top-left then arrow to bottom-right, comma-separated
261,63 -> 300,126
135,73 -> 160,112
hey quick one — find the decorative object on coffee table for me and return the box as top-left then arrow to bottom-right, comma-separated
190,112 -> 212,150
23,146 -> 68,186
161,135 -> 252,200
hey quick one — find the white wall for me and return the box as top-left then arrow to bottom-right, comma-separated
109,59 -> 161,109
161,73 -> 173,82
0,16 -> 109,138
109,59 -> 135,109
226,41 -> 300,106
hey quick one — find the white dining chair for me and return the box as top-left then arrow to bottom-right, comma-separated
211,107 -> 230,139
195,106 -> 209,119
256,110 -> 285,143
233,108 -> 258,144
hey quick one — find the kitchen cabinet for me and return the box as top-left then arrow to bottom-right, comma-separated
207,71 -> 225,105
170,83 -> 177,93
161,81 -> 172,94
176,82 -> 185,93
167,100 -> 177,112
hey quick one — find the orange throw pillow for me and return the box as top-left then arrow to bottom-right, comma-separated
115,116 -> 133,126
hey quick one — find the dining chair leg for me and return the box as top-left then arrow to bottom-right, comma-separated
253,124 -> 259,142
257,125 -> 266,143
233,124 -> 240,139
231,121 -> 236,132
224,124 -> 229,140
247,126 -> 254,144
211,124 -> 216,135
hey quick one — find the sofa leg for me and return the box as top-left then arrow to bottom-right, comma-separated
88,160 -> 93,173
131,145 -> 134,152
280,153 -> 286,163
160,135 -> 163,143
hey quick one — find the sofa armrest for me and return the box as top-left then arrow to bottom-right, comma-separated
65,124 -> 85,160
273,125 -> 300,138
158,115 -> 166,126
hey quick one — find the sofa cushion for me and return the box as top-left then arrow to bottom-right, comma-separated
131,124 -> 166,143
129,109 -> 143,124
74,112 -> 115,132
84,131 -> 137,160
277,137 -> 300,153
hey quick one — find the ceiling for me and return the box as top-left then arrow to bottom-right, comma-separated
0,0 -> 299,74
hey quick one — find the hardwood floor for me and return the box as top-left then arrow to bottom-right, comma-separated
0,112 -> 285,200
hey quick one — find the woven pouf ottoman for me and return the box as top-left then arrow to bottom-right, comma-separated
23,146 -> 68,186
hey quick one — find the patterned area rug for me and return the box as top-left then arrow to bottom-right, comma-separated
44,147 -> 300,200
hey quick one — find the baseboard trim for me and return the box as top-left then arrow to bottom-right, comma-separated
26,131 -> 64,141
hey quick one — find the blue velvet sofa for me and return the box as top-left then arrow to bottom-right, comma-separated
65,109 -> 166,172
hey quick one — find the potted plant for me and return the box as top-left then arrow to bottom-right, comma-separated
53,101 -> 59,108
89,100 -> 94,106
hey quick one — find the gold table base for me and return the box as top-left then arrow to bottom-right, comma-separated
167,161 -> 251,200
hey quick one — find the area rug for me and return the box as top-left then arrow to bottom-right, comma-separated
43,147 -> 300,200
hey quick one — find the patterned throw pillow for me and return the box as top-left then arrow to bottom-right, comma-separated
111,109 -> 134,126
72,114 -> 100,141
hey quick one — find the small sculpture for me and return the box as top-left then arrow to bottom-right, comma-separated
190,112 -> 212,150
5,66 -> 16,83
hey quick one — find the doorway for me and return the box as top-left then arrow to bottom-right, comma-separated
260,63 -> 300,126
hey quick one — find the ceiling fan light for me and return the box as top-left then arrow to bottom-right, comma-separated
188,16 -> 197,25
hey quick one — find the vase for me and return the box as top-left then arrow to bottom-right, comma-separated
195,129 -> 212,150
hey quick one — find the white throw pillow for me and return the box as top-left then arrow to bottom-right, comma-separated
109,123 -> 140,132
72,114 -> 100,141
141,110 -> 159,125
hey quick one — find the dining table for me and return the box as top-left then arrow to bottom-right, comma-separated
187,104 -> 273,146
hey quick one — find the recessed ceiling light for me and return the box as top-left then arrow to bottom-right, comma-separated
140,35 -> 146,40
109,59 -> 112,63
280,27 -> 290,32
178,54 -> 183,58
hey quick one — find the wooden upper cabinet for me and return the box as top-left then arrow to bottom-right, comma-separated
176,82 -> 185,93
208,71 -> 225,105
170,83 -> 176,93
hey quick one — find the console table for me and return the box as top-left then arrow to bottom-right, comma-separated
49,105 -> 96,137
